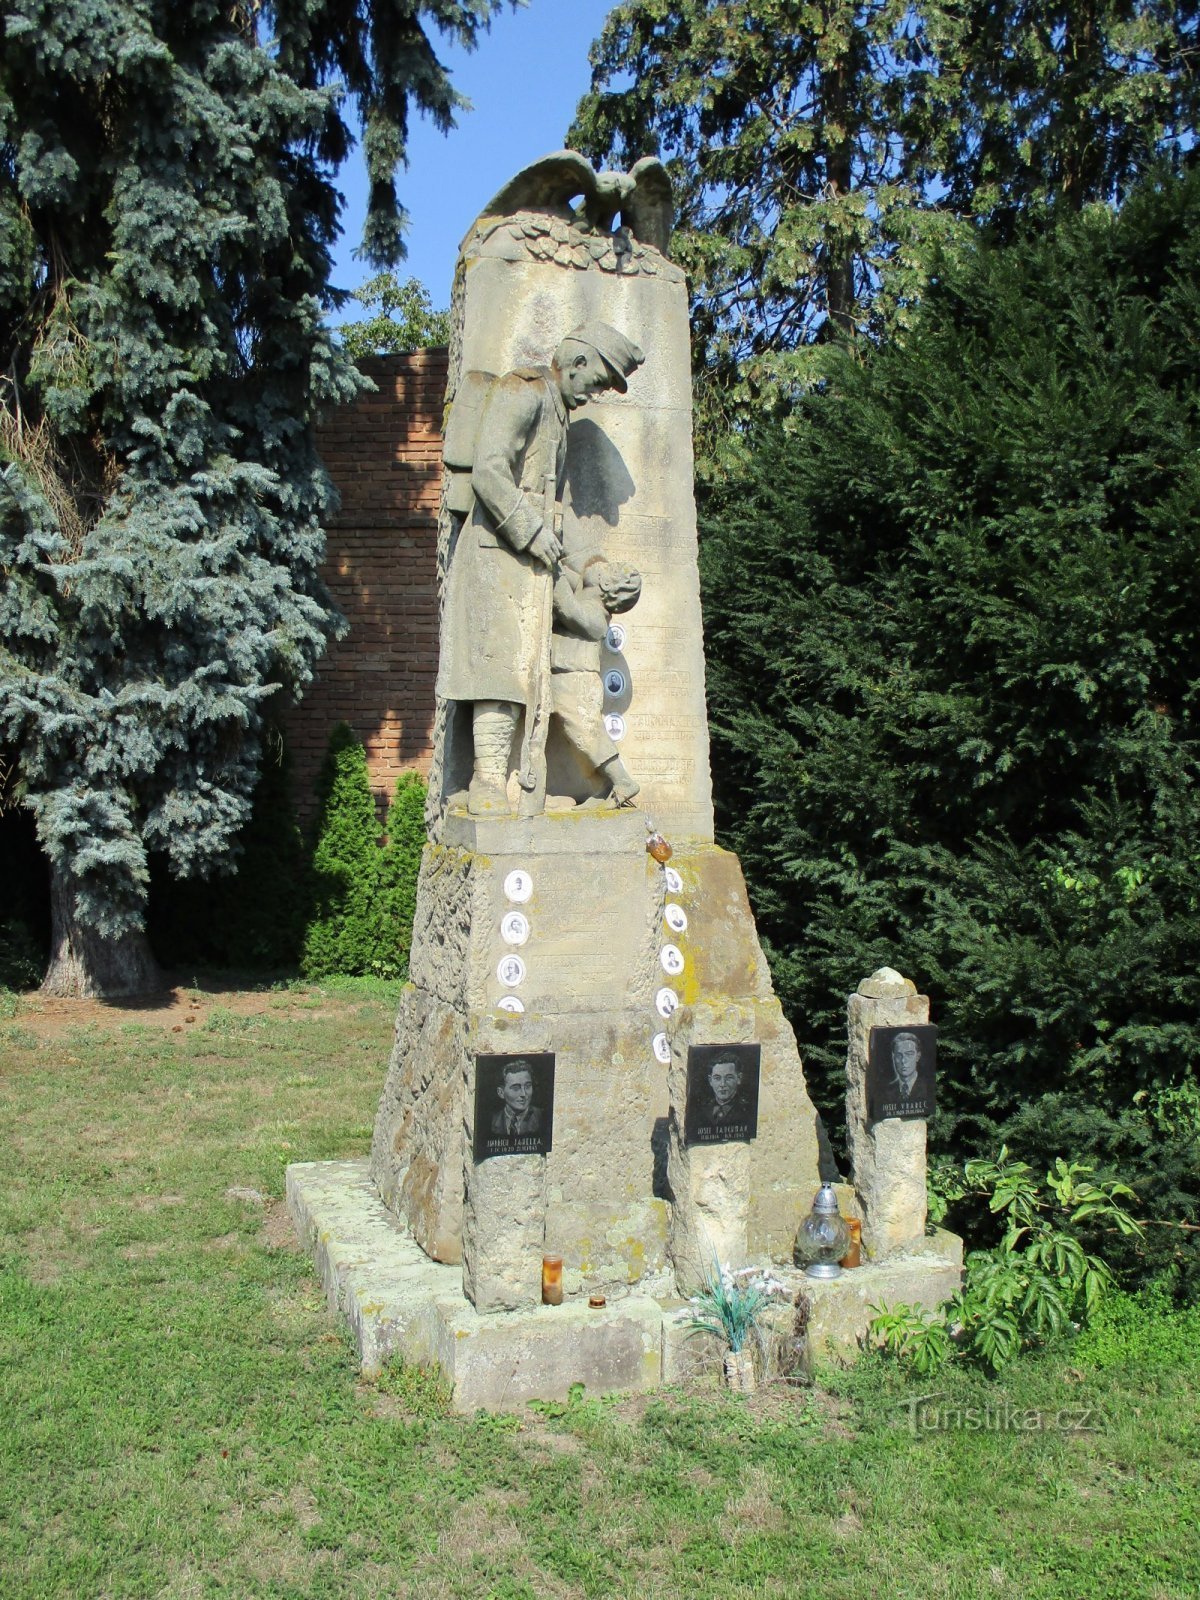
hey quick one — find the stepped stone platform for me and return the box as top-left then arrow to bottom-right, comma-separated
288,1157 -> 963,1412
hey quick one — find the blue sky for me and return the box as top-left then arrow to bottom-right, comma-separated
331,0 -> 618,316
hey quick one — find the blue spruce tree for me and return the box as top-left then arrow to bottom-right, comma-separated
0,1 -> 503,995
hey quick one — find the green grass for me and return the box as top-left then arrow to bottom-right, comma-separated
2,986 -> 1198,1599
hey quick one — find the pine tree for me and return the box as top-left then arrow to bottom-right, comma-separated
0,0 -> 504,996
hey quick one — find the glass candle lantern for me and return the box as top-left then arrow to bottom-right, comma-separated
541,1253 -> 563,1305
794,1184 -> 851,1279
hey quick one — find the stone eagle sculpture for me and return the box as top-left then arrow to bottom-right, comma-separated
471,149 -> 673,258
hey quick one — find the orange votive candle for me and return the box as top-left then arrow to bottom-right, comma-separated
542,1254 -> 564,1305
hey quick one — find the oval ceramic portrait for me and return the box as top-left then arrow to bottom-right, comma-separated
503,869 -> 533,904
497,995 -> 525,1014
496,954 -> 526,988
664,903 -> 688,934
664,866 -> 683,894
603,668 -> 626,698
500,910 -> 530,946
659,943 -> 685,976
655,987 -> 679,1019
603,712 -> 626,742
652,1032 -> 671,1065
606,622 -> 626,653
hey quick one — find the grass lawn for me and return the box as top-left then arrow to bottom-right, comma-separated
1,979 -> 1197,1599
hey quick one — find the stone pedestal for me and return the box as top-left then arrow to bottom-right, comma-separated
461,1151 -> 546,1312
662,998 -> 825,1299
846,967 -> 930,1258
370,816 -> 824,1297
288,1159 -> 962,1410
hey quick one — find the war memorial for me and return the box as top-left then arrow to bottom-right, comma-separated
288,154 -> 961,1409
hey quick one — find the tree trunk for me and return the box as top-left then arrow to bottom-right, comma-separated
821,49 -> 857,335
41,864 -> 163,999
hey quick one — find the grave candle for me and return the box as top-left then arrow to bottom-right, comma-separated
541,1253 -> 563,1305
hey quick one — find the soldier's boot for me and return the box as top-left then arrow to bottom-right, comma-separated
468,700 -> 518,815
599,753 -> 640,807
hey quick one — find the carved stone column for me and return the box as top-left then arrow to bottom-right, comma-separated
845,967 -> 930,1258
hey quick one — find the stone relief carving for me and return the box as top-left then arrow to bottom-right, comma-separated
436,322 -> 645,817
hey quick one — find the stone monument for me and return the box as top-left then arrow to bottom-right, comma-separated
369,150 -> 824,1309
287,155 -> 961,1407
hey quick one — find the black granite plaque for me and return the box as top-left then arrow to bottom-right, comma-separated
685,1043 -> 761,1145
473,1053 -> 555,1161
868,1025 -> 937,1121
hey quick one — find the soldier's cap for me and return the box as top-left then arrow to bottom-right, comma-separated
564,321 -> 645,392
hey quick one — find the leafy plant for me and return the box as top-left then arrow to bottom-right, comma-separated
1073,1280 -> 1200,1371
927,1158 -> 968,1229
874,1148 -> 1144,1375
337,274 -> 450,360
869,1303 -> 953,1378
683,1258 -> 788,1354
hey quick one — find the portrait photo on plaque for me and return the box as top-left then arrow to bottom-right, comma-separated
867,1025 -> 937,1121
473,1052 -> 555,1161
685,1043 -> 761,1145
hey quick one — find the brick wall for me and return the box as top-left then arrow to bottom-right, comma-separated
286,348 -> 448,816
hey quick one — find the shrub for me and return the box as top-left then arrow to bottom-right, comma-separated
301,725 -> 426,981
700,167 -> 1200,1161
874,1148 -> 1143,1375
302,724 -> 385,980
373,771 -> 426,980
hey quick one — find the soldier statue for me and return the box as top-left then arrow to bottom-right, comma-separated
437,321 -> 644,816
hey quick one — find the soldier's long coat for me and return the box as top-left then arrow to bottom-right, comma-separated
436,367 -> 568,707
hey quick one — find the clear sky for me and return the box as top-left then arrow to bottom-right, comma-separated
330,0 -> 619,317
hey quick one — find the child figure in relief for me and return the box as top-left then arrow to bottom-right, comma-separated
550,559 -> 641,806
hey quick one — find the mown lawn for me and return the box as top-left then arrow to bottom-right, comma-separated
1,981 -> 1197,1599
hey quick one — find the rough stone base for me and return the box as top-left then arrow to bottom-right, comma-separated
370,820 -> 827,1293
289,1158 -> 962,1412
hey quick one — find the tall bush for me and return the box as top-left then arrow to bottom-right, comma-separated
301,725 -> 425,981
700,168 -> 1200,1184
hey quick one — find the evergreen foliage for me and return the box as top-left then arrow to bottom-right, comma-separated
0,0 -> 505,990
147,727 -> 307,972
700,169 -> 1200,1205
338,275 -> 451,360
374,770 -> 427,980
301,724 -> 424,982
571,1 -> 1199,470
302,724 -> 384,980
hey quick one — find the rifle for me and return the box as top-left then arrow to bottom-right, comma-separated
516,470 -> 562,817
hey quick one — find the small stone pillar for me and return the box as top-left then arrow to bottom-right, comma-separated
846,967 -> 929,1259
461,1154 -> 547,1312
666,1003 -> 753,1295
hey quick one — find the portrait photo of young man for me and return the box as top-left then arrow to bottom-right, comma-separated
473,1053 -> 555,1159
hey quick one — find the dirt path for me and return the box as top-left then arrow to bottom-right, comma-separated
6,975 -> 344,1041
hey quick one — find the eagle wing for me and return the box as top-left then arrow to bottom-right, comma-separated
623,157 -> 673,256
473,150 -> 597,226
